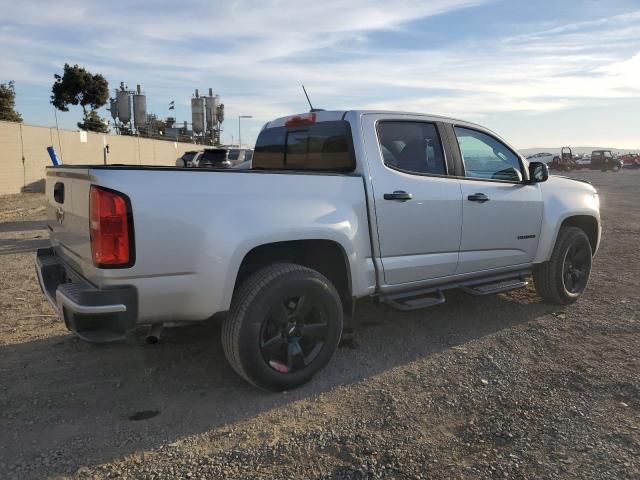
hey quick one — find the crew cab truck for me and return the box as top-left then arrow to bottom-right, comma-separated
36,110 -> 601,391
590,150 -> 622,172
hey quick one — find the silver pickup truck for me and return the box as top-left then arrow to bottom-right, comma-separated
36,110 -> 601,391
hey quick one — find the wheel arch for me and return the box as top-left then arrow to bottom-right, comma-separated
560,215 -> 599,254
535,212 -> 600,264
232,239 -> 353,316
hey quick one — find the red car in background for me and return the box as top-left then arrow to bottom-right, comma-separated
620,154 -> 640,169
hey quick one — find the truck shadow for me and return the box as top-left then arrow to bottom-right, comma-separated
20,178 -> 46,193
0,287 -> 560,477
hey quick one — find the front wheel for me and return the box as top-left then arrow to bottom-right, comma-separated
533,227 -> 592,305
222,263 -> 343,391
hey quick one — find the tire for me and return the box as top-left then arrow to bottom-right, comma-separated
222,263 -> 343,391
533,227 -> 592,305
612,164 -> 621,172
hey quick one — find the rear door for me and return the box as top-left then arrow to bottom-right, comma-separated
363,114 -> 463,285
450,126 -> 543,274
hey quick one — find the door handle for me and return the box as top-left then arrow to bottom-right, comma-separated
384,191 -> 413,201
467,193 -> 489,203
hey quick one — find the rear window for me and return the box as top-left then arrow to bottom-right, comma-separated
252,120 -> 355,171
182,152 -> 197,162
201,149 -> 227,163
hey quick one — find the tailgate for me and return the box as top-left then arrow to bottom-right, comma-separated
46,168 -> 94,274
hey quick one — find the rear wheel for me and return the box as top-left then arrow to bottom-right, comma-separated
222,263 -> 343,391
533,227 -> 592,305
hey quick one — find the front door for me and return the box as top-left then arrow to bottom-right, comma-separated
364,115 -> 463,285
452,126 -> 543,274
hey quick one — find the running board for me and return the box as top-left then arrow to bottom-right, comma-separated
377,269 -> 531,311
460,279 -> 528,296
380,289 -> 446,311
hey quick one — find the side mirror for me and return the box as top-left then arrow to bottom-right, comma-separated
528,161 -> 549,183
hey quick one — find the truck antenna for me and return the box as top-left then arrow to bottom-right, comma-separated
301,85 -> 324,112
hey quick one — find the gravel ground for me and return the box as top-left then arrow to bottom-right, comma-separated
0,170 -> 638,479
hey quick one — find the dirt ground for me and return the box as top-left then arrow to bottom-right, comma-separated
0,170 -> 638,479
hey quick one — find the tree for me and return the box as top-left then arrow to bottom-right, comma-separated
77,109 -> 109,133
0,81 -> 23,123
51,64 -> 109,132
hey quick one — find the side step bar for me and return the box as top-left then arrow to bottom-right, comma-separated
378,270 -> 531,311
460,279 -> 529,296
380,289 -> 446,311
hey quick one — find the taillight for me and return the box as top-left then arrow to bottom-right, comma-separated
89,185 -> 134,267
284,112 -> 316,127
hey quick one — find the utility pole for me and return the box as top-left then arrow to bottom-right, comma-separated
238,115 -> 252,148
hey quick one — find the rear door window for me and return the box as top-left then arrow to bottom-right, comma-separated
377,121 -> 446,175
252,121 -> 354,171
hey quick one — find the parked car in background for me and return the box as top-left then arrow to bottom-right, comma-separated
590,150 -> 623,172
620,153 -> 640,169
194,148 -> 231,168
184,148 -> 254,168
549,147 -> 576,171
574,155 -> 591,169
37,109 -> 601,391
226,148 -> 254,167
176,150 -> 202,167
232,159 -> 252,169
526,152 -> 555,164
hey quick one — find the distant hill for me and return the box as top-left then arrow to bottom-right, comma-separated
519,147 -> 640,156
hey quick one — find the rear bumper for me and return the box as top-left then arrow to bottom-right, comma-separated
36,247 -> 138,344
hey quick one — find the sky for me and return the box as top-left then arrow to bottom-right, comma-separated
1,0 -> 639,149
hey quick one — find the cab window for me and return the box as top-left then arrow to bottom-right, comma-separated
377,121 -> 446,175
252,121 -> 354,171
455,127 -> 523,182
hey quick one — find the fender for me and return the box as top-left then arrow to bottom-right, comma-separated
534,176 -> 600,263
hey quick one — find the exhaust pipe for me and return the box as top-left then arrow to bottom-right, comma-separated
146,324 -> 163,344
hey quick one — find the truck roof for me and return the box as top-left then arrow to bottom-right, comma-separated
263,110 -> 499,140
263,110 -> 488,130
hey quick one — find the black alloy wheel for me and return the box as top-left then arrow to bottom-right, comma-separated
533,226 -> 593,305
222,263 -> 343,391
260,292 -> 330,374
562,240 -> 590,294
